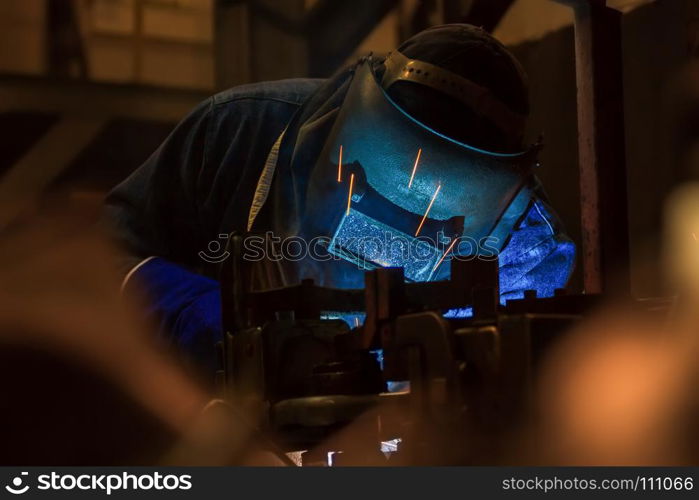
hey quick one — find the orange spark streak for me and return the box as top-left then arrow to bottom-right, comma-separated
415,183 -> 441,236
346,173 -> 355,216
337,145 -> 343,182
432,238 -> 458,273
408,148 -> 422,189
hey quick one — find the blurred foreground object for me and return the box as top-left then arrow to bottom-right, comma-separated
530,308 -> 699,465
0,209 -> 287,465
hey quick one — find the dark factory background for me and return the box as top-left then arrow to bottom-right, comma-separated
0,0 -> 688,297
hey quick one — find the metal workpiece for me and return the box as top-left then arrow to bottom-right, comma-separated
218,235 -> 597,461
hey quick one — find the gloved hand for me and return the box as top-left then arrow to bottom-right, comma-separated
123,257 -> 222,375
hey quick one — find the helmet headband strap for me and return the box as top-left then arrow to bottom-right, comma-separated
381,50 -> 526,140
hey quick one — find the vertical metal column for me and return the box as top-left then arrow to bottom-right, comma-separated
555,0 -> 630,294
46,0 -> 87,78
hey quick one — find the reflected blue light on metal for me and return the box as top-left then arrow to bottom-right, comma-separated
371,349 -> 384,371
380,438 -> 402,454
320,312 -> 365,329
443,307 -> 474,319
386,380 -> 410,393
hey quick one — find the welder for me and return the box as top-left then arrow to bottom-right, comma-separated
104,24 -> 575,376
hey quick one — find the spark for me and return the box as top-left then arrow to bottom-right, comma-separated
415,183 -> 441,236
432,237 -> 459,272
337,145 -> 343,183
346,173 -> 355,216
408,148 -> 422,189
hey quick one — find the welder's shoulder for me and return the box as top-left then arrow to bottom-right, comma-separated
211,78 -> 326,108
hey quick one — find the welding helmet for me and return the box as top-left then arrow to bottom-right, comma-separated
297,52 -> 540,283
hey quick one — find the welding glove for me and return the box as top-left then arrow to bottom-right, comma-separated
122,257 -> 222,377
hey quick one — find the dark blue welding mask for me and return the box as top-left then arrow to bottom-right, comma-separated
298,56 -> 539,283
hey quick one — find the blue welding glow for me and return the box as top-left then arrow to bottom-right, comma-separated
443,307 -> 474,319
386,380 -> 410,393
371,349 -> 383,370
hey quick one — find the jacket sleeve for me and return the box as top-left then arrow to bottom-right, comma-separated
103,99 -> 224,374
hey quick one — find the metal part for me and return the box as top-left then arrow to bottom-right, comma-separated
555,0 -> 630,294
219,235 -> 595,459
